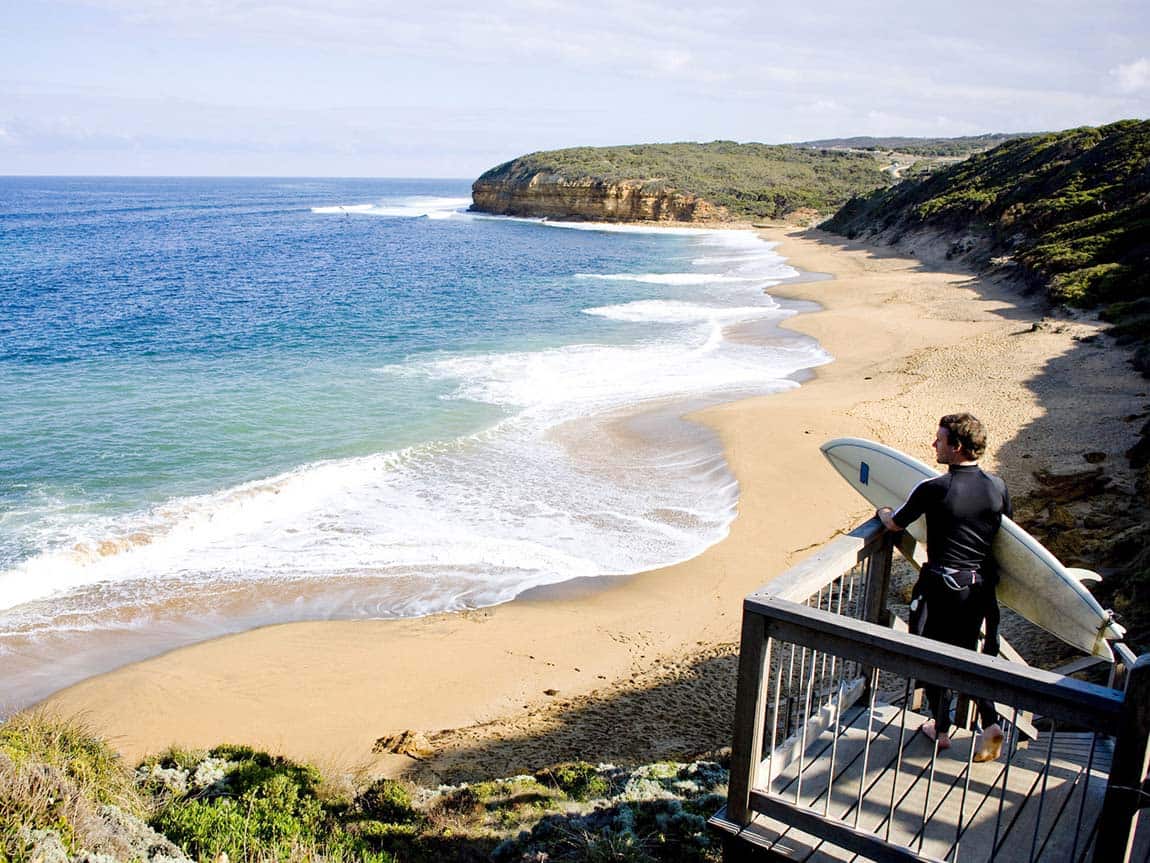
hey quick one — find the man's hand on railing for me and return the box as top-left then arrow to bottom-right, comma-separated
876,506 -> 900,532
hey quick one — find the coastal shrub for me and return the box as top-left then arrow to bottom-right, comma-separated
427,785 -> 483,819
1050,263 -> 1129,304
537,762 -> 611,801
147,747 -> 391,863
564,827 -> 654,862
139,746 -> 209,773
355,778 -> 417,823
492,798 -> 719,863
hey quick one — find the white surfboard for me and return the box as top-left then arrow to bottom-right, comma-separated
820,437 -> 1124,660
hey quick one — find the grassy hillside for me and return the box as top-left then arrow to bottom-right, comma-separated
475,141 -> 893,219
825,120 -> 1150,314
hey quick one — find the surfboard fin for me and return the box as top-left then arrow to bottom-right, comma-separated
1068,567 -> 1103,584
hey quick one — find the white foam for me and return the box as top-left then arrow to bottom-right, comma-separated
538,221 -> 721,236
584,300 -> 786,324
693,253 -> 786,265
311,196 -> 472,219
0,418 -> 740,621
401,330 -> 828,421
576,272 -> 764,285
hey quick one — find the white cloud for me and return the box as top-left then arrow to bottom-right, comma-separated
1112,58 -> 1150,93
803,99 -> 840,114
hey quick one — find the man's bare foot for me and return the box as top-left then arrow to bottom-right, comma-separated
920,719 -> 952,750
973,723 -> 1005,763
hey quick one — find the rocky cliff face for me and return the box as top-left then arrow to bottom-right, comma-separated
470,173 -> 729,222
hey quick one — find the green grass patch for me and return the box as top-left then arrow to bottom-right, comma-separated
537,762 -> 611,801
148,747 -> 393,862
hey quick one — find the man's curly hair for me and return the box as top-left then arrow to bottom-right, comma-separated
939,413 -> 987,459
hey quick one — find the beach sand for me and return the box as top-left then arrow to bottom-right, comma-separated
41,226 -> 1145,783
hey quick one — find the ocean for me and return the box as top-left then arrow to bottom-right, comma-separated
0,176 -> 830,709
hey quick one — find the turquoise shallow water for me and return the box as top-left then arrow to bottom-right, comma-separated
0,177 -> 829,708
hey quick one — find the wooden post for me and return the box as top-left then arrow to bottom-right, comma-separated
727,608 -> 770,825
861,529 -> 894,697
1094,653 -> 1150,862
870,530 -> 895,626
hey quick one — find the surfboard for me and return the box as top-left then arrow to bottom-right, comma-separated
820,437 -> 1124,660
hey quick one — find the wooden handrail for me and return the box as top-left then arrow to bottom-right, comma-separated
747,596 -> 1124,733
754,518 -> 887,603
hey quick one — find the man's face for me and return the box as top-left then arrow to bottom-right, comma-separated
932,426 -> 962,465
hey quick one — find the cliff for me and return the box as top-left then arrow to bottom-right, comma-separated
470,141 -> 892,222
471,173 -> 727,222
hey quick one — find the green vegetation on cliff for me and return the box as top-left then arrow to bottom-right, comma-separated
825,120 -> 1150,313
475,141 -> 893,219
791,133 -> 1032,157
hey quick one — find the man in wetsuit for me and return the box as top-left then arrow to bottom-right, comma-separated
876,413 -> 1009,761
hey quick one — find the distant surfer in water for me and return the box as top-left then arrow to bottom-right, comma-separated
876,413 -> 1009,762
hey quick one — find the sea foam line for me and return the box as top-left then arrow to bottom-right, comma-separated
575,272 -> 767,285
583,299 -> 787,324
312,196 -> 472,219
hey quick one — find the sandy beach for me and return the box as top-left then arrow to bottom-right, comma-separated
41,226 -> 1146,784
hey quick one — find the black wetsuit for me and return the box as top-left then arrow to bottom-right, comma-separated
894,464 -> 1012,735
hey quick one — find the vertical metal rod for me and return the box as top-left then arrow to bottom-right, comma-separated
846,564 -> 860,683
827,571 -> 847,682
1069,731 -> 1098,863
953,710 -> 977,862
766,639 -> 786,792
817,585 -> 829,700
854,666 -> 879,830
990,707 -> 1020,862
886,675 -> 914,842
921,732 -> 940,852
1029,722 -> 1058,863
825,640 -> 850,817
796,640 -> 819,804
785,638 -> 798,739
795,644 -> 808,738
759,634 -> 774,765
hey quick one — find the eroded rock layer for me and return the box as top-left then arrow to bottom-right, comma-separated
471,174 -> 728,222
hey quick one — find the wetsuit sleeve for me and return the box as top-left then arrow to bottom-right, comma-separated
892,479 -> 939,530
983,473 -> 1009,656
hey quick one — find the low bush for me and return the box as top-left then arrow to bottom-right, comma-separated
147,746 -> 392,863
355,778 -> 417,824
537,762 -> 611,801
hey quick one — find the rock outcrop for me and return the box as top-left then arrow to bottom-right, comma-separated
471,173 -> 729,223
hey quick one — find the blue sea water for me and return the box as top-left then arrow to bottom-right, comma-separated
0,177 -> 829,708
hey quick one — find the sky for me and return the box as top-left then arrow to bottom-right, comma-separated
2,0 -> 1148,177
